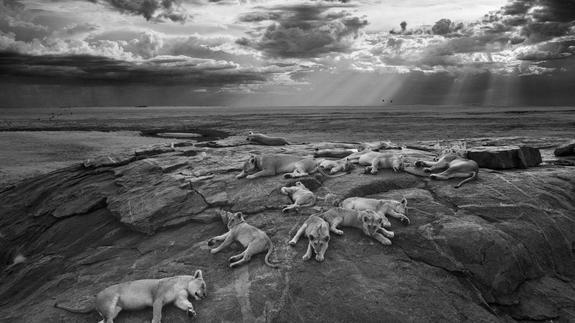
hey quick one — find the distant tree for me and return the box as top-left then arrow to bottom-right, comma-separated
400,21 -> 407,32
432,18 -> 452,35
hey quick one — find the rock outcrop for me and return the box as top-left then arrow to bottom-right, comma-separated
554,140 -> 575,157
0,138 -> 574,323
466,145 -> 542,169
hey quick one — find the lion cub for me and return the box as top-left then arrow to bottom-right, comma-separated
341,197 -> 410,225
280,181 -> 316,212
208,211 -> 278,268
320,207 -> 395,245
415,152 -> 479,188
347,151 -> 405,174
55,271 -> 207,323
319,157 -> 352,174
289,215 -> 330,262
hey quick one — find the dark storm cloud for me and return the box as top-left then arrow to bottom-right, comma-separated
0,52 -> 267,86
503,0 -> 575,22
237,4 -> 368,58
88,0 -> 189,22
501,0 -> 575,41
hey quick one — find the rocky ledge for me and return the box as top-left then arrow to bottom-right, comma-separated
0,136 -> 574,322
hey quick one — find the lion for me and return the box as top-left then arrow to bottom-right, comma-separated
319,157 -> 352,174
347,151 -> 405,174
208,211 -> 278,268
288,215 -> 331,262
340,196 -> 410,225
415,152 -> 478,188
280,181 -> 316,213
247,131 -> 290,146
55,270 -> 207,323
319,208 -> 395,245
236,154 -> 345,179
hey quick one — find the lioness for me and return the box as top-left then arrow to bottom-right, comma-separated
340,197 -> 410,225
208,211 -> 278,268
320,208 -> 395,245
288,215 -> 330,262
236,154 -> 344,179
319,158 -> 352,174
347,151 -> 405,174
247,131 -> 290,146
415,153 -> 478,188
55,270 -> 207,323
280,181 -> 316,212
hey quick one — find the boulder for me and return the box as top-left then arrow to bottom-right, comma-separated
554,140 -> 575,157
106,159 -> 210,234
0,138 -> 574,323
466,145 -> 541,169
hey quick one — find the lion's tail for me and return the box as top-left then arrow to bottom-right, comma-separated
54,301 -> 95,314
455,169 -> 478,188
264,242 -> 280,268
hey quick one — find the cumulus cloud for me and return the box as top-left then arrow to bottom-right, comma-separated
0,0 -> 49,42
352,0 -> 575,76
237,4 -> 368,58
88,0 -> 190,22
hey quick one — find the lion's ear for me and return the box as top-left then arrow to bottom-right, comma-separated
249,156 -> 256,164
235,212 -> 244,220
194,270 -> 203,279
401,197 -> 408,206
249,131 -> 254,135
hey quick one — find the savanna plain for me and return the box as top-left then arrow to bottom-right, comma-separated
1,105 -> 574,185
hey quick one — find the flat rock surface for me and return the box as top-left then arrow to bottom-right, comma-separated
0,138 -> 574,322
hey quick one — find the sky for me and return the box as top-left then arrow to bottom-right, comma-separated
0,0 -> 574,107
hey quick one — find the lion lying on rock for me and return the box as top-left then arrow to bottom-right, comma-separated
247,131 -> 290,146
347,151 -> 405,174
208,211 -> 279,268
340,197 -> 410,225
236,154 -> 344,179
320,208 -> 395,245
280,181 -> 316,212
289,215 -> 331,262
55,270 -> 207,323
319,158 -> 352,174
415,152 -> 478,188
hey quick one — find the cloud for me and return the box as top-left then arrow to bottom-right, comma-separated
500,0 -> 575,42
352,0 -> 575,76
0,51 -> 270,86
88,0 -> 190,22
503,0 -> 575,23
0,0 -> 50,42
237,3 -> 368,58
